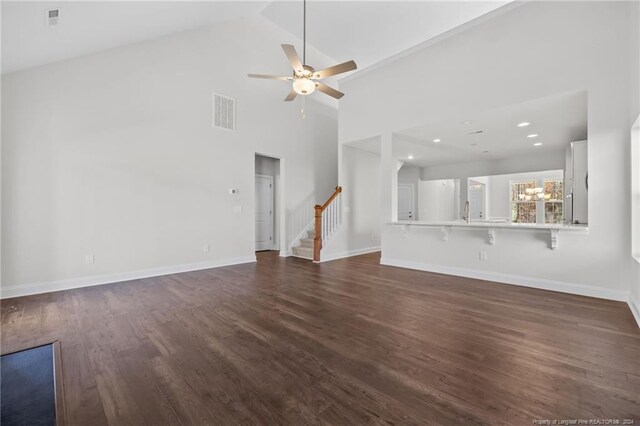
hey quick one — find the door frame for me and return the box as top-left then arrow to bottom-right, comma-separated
254,153 -> 286,256
398,183 -> 416,221
255,173 -> 274,251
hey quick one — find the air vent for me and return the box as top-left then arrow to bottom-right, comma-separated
213,93 -> 235,131
45,9 -> 60,26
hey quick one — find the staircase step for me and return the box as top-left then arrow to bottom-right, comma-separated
300,238 -> 314,248
292,246 -> 314,260
307,230 -> 315,239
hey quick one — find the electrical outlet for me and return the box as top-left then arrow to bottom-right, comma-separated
203,244 -> 210,253
479,251 -> 488,261
85,254 -> 95,264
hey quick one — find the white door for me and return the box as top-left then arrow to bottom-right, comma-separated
398,184 -> 415,220
255,175 -> 274,251
469,183 -> 485,220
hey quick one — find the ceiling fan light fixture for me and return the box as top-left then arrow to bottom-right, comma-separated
293,78 -> 316,95
248,0 -> 356,103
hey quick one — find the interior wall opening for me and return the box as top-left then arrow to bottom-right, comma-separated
255,154 -> 282,253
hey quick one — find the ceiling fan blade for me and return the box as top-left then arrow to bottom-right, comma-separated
315,82 -> 344,99
314,60 -> 357,79
248,73 -> 292,81
281,44 -> 304,72
284,89 -> 297,102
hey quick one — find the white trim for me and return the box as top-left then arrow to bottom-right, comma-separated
631,114 -> 640,263
0,256 -> 256,299
319,246 -> 381,263
629,293 -> 640,329
380,256 -> 628,302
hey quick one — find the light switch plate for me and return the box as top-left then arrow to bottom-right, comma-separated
233,205 -> 242,213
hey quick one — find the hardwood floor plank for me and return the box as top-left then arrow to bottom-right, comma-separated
2,251 -> 638,425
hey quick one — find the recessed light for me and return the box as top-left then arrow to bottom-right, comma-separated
527,134 -> 539,138
517,122 -> 531,127
433,138 -> 441,143
462,120 -> 472,125
408,155 -> 414,160
470,143 -> 478,146
533,142 -> 543,146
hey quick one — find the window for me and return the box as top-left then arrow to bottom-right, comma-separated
511,179 -> 564,224
511,181 -> 537,223
544,180 -> 563,224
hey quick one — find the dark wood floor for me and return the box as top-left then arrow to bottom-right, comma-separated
1,252 -> 639,425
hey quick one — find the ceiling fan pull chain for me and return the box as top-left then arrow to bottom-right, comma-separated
301,96 -> 306,119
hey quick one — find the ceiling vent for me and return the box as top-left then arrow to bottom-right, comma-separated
45,9 -> 60,26
213,93 -> 235,131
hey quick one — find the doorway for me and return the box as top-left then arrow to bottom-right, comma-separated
255,174 -> 273,251
398,183 -> 415,220
255,154 -> 281,252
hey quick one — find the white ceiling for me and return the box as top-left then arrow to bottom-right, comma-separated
260,1 -> 509,70
1,1 -> 269,74
392,90 -> 588,167
2,1 -> 509,75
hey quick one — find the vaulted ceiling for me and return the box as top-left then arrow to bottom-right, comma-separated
2,1 -> 509,75
260,1 -> 508,70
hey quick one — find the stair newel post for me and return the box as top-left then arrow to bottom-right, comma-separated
314,204 -> 323,262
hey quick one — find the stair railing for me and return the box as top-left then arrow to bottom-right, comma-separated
313,186 -> 342,262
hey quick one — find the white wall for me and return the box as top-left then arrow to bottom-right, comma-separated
1,16 -> 338,297
419,179 -> 457,221
423,151 -> 565,219
421,151 -> 566,181
632,113 -> 640,323
630,0 -> 640,326
321,145 -> 381,260
339,1 -> 640,302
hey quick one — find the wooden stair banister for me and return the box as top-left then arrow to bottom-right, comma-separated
314,186 -> 342,262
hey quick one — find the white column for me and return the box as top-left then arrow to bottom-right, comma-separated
380,133 -> 397,223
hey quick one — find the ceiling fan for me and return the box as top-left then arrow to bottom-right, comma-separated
248,0 -> 357,101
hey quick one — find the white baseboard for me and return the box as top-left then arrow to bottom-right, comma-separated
380,257 -> 629,302
1,255 -> 257,299
319,246 -> 381,263
629,292 -> 640,329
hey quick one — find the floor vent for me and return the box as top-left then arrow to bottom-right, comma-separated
213,93 -> 235,131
